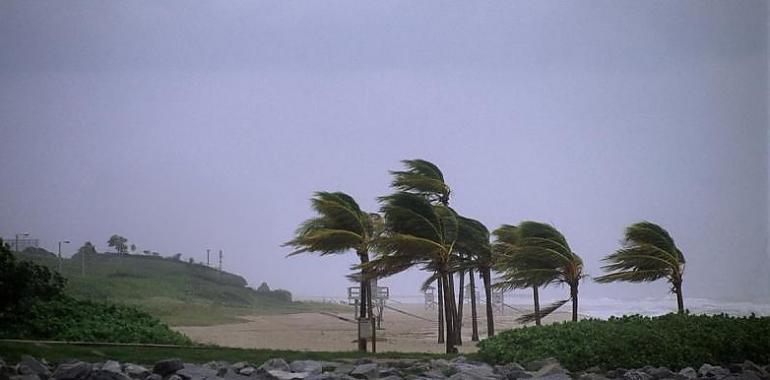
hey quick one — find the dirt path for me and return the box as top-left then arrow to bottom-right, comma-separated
176,303 -> 571,353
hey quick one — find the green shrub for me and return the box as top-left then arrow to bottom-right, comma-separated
0,296 -> 191,345
477,313 -> 770,371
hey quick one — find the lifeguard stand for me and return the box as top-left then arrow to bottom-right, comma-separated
424,286 -> 437,310
491,290 -> 505,315
347,278 -> 389,328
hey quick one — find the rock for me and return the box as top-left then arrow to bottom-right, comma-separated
168,375 -> 182,380
699,365 -> 730,379
176,364 -> 220,380
742,362 -> 768,379
622,371 -> 652,380
430,361 -> 452,371
290,362 -> 323,376
448,363 -> 500,380
530,375 -> 571,380
647,368 -> 675,380
260,360 -> 291,373
579,374 -> 609,380
101,362 -> 122,374
351,364 -> 379,380
525,359 -> 559,373
152,360 -> 183,377
532,363 -> 566,378
379,377 -> 403,380
723,374 -> 761,380
19,356 -> 50,378
52,361 -> 92,380
122,365 -> 149,380
17,366 -> 35,376
494,364 -> 530,380
306,374 -> 357,380
144,375 -> 161,380
268,370 -> 308,380
10,375 -> 41,380
678,369 -> 697,380
231,363 -> 248,371
355,360 -> 375,366
86,370 -> 130,380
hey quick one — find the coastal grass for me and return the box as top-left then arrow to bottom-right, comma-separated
0,341 -> 449,366
477,313 -> 770,371
14,251 -> 348,326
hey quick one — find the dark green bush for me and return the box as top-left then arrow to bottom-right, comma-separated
477,313 -> 770,371
0,296 -> 191,345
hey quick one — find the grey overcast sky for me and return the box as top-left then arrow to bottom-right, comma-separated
1,1 -> 768,302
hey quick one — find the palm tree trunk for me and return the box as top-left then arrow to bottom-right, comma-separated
457,270 -> 465,344
570,283 -> 579,322
469,268 -> 479,341
440,272 -> 457,353
448,272 -> 461,345
437,276 -> 444,343
481,267 -> 494,337
533,285 -> 541,326
358,252 -> 369,352
675,282 -> 684,313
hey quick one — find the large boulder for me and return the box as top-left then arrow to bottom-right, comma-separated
85,370 -> 130,380
532,362 -> 566,379
19,356 -> 50,378
268,370 -> 308,380
678,368 -> 697,380
531,375 -> 571,380
290,361 -> 323,375
450,363 -> 500,380
100,362 -> 122,375
260,360 -> 291,373
579,374 -> 609,380
350,364 -> 379,380
699,365 -> 730,379
152,359 -> 184,377
121,364 -> 148,380
525,359 -> 559,373
176,364 -> 220,380
622,371 -> 652,380
52,361 -> 92,380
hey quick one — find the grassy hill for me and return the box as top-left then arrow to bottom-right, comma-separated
15,248 -> 346,326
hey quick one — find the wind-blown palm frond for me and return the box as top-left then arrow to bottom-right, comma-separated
390,159 -> 451,205
595,221 -> 686,312
517,299 -> 569,324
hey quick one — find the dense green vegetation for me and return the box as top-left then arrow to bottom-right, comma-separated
0,297 -> 191,345
0,341 -> 448,365
15,248 -> 345,326
477,313 -> 770,371
1,240 -> 190,344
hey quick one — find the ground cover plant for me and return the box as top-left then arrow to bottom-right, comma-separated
477,313 -> 770,371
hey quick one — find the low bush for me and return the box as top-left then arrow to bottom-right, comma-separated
0,296 -> 191,345
477,313 -> 770,371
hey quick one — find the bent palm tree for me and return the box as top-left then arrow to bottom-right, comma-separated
495,221 -> 584,323
456,215 -> 492,339
283,192 -> 379,351
595,221 -> 686,313
364,192 -> 460,354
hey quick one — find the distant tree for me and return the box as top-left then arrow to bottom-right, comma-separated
76,242 -> 97,256
142,250 -> 151,255
188,257 -> 194,264
170,253 -> 182,261
152,252 -> 160,257
107,235 -> 128,255
130,244 -> 137,253
256,282 -> 271,293
596,221 -> 686,313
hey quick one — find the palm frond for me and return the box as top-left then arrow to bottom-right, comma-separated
389,159 -> 450,203
516,299 -> 569,324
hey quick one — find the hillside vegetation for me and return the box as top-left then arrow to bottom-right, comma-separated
15,249 -> 345,326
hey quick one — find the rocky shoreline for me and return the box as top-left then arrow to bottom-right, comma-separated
2,355 -> 768,380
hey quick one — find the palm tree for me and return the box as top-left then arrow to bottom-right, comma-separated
456,215 -> 492,339
389,159 -> 462,342
495,221 -> 585,323
595,221 -> 686,313
284,191 -> 380,352
365,192 -> 460,354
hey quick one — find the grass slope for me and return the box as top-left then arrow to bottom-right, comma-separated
15,250 -> 346,326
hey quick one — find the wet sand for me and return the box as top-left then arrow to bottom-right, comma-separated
176,303 -> 571,353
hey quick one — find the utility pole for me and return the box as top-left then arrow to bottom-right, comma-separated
206,249 -> 210,267
58,240 -> 70,273
218,249 -> 223,272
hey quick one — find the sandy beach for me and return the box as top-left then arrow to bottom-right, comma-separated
176,303 -> 572,353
